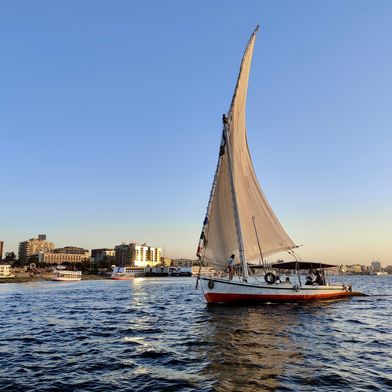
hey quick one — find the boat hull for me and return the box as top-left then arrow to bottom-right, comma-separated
52,277 -> 82,281
199,277 -> 353,304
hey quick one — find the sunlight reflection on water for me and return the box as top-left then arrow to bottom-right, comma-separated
0,276 -> 391,391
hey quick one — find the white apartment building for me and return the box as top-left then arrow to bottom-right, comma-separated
115,243 -> 161,267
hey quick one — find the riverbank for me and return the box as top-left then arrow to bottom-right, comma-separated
0,273 -> 197,284
0,274 -> 110,284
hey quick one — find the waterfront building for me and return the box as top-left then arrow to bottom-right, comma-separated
38,247 -> 90,264
134,244 -> 148,265
91,248 -> 115,263
172,258 -> 194,267
147,247 -> 161,264
344,264 -> 363,274
114,243 -> 161,267
90,248 -> 115,271
18,234 -> 54,265
385,265 -> 392,274
0,241 -> 3,260
353,264 -> 362,274
160,257 -> 172,267
371,260 -> 381,273
339,263 -> 390,275
114,244 -> 133,266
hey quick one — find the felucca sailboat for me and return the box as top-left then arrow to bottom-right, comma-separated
196,26 -> 360,304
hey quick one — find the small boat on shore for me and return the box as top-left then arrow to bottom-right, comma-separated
195,26 -> 364,304
52,266 -> 82,281
111,266 -> 135,280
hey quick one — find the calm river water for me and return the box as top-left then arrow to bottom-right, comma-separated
0,276 -> 391,391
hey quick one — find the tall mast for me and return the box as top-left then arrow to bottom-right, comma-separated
223,115 -> 248,280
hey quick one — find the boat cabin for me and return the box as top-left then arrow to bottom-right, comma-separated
248,261 -> 337,286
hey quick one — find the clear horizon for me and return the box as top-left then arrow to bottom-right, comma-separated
1,1 -> 392,266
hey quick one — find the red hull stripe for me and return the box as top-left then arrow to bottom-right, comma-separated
204,291 -> 352,303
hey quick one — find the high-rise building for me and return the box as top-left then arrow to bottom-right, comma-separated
115,243 -> 161,267
0,241 -> 3,260
371,260 -> 382,273
148,247 -> 161,264
114,244 -> 133,266
18,234 -> 54,265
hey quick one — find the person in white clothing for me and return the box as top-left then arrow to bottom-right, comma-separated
227,254 -> 235,281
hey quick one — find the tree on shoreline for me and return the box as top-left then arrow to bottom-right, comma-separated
4,252 -> 17,264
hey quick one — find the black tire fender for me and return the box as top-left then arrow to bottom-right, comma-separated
293,284 -> 301,292
208,279 -> 214,289
264,272 -> 276,284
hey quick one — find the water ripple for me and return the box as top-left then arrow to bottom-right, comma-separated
0,276 -> 391,391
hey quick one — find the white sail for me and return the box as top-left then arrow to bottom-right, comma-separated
198,27 -> 297,271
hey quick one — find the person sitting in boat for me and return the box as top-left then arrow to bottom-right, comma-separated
305,276 -> 314,285
315,270 -> 326,285
227,254 -> 235,281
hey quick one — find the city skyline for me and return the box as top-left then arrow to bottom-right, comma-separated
1,1 -> 392,265
0,231 -> 391,267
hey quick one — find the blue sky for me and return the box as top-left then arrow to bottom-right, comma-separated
1,1 -> 391,265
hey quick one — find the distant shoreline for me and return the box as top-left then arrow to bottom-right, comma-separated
0,274 -> 109,284
0,274 -> 196,284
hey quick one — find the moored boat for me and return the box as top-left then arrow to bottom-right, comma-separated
144,266 -> 169,277
169,266 -> 192,276
0,264 -> 14,278
111,266 -> 135,280
195,26 -> 363,304
52,266 -> 82,281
